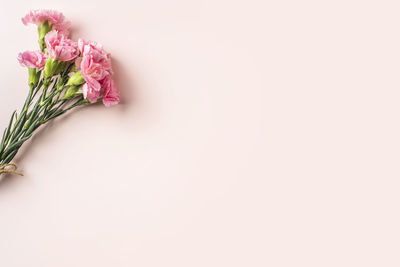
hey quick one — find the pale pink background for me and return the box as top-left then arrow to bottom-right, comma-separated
0,1 -> 399,266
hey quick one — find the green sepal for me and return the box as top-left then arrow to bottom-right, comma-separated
28,68 -> 40,88
63,85 -> 83,100
66,71 -> 85,86
38,21 -> 52,51
44,57 -> 66,78
44,56 -> 56,77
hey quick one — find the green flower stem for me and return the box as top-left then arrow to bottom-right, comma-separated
40,78 -> 51,106
43,97 -> 87,123
30,80 -> 43,101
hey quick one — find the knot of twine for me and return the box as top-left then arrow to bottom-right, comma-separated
0,163 -> 23,176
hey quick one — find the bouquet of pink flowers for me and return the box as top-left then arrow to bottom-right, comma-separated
0,10 -> 120,176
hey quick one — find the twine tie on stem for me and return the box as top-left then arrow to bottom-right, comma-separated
0,163 -> 23,176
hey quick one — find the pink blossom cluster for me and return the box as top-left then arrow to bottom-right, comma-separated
18,10 -> 119,107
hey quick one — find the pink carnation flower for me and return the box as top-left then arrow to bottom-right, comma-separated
78,39 -> 113,74
78,38 -> 119,106
22,9 -> 70,35
17,50 -> 48,70
79,50 -> 107,90
45,30 -> 79,62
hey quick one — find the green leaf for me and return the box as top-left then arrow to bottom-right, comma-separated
4,111 -> 16,145
0,127 -> 8,157
2,149 -> 18,164
1,134 -> 32,161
